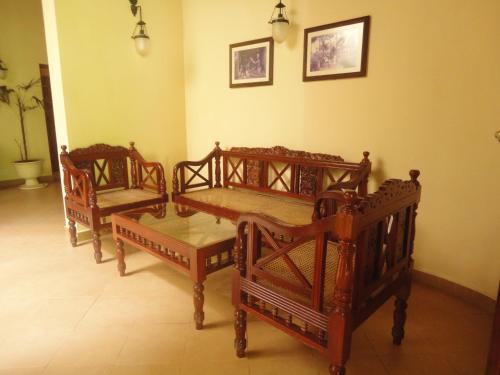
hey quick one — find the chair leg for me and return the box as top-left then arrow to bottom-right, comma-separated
193,282 -> 205,330
392,284 -> 411,345
92,231 -> 102,264
234,309 -> 247,358
68,219 -> 77,247
329,365 -> 346,375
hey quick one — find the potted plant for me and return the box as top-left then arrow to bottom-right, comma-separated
0,78 -> 47,189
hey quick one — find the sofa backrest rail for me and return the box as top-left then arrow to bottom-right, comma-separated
65,144 -> 130,192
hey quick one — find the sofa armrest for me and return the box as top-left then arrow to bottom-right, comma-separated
172,141 -> 222,198
128,142 -> 167,198
60,146 -> 96,208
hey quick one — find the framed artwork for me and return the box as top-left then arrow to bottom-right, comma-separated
303,16 -> 370,81
229,37 -> 274,88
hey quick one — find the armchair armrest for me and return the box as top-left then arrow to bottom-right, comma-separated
172,141 -> 222,198
60,146 -> 96,208
128,143 -> 167,197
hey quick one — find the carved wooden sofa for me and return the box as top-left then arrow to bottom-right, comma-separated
232,171 -> 421,375
60,142 -> 167,263
172,143 -> 371,225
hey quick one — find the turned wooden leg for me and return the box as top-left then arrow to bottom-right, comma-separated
329,364 -> 346,375
116,238 -> 126,276
234,309 -> 247,358
392,296 -> 409,345
193,282 -> 205,330
92,231 -> 102,264
68,219 -> 77,247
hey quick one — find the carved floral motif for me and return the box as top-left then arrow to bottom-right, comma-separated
230,145 -> 344,162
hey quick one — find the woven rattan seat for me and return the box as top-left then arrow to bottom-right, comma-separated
258,240 -> 339,312
183,188 -> 314,226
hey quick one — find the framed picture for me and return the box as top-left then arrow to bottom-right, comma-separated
303,16 -> 370,81
230,37 -> 274,88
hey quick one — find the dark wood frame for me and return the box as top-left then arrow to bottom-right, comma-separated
232,171 -> 421,375
303,16 -> 370,82
486,282 -> 500,375
111,204 -> 235,330
39,64 -> 59,174
229,37 -> 274,88
60,142 -> 167,263
172,142 -> 371,222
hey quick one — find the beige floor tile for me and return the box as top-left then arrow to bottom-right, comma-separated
48,325 -> 129,367
42,366 -> 113,375
0,369 -> 45,375
0,184 -> 493,375
180,360 -> 250,375
116,323 -> 190,365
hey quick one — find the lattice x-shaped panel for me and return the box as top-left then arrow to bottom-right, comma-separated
253,225 -> 313,298
322,168 -> 351,190
92,159 -> 110,187
184,161 -> 210,189
140,164 -> 158,190
227,157 -> 244,184
267,161 -> 292,192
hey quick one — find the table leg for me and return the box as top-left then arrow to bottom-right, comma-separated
116,238 -> 126,276
193,282 -> 205,330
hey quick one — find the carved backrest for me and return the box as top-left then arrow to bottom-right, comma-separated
222,146 -> 370,201
235,172 -> 421,315
344,173 -> 421,309
67,144 -> 130,191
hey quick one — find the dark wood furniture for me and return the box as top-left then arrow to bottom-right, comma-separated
173,143 -> 371,225
111,203 -> 236,330
232,170 -> 421,375
486,282 -> 500,375
60,143 -> 167,263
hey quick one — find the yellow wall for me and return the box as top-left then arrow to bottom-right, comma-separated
0,0 -> 51,181
53,0 -> 187,186
182,0 -> 500,298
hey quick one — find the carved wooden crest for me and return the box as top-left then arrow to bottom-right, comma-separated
230,146 -> 344,162
69,144 -> 129,157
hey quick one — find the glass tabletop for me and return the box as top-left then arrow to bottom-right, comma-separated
120,203 -> 236,248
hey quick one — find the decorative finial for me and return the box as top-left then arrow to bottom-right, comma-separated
409,170 -> 420,187
215,141 -> 220,147
129,141 -> 136,150
362,151 -> 370,163
342,190 -> 359,214
61,145 -> 68,154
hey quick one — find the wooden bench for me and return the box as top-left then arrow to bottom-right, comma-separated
232,170 -> 422,375
60,142 -> 167,263
172,143 -> 371,225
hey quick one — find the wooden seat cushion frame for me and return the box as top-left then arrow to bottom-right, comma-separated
60,142 -> 167,263
172,142 -> 372,223
232,170 -> 421,375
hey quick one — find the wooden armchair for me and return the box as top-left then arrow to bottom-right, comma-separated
60,142 -> 167,263
232,171 -> 421,374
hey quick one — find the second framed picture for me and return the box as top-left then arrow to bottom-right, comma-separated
303,16 -> 370,81
229,37 -> 274,88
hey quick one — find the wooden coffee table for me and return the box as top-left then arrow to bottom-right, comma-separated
111,203 -> 236,329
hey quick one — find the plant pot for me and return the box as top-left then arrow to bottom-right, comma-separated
13,159 -> 48,190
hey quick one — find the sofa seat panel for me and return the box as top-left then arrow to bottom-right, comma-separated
182,188 -> 314,226
97,189 -> 161,209
258,240 -> 339,313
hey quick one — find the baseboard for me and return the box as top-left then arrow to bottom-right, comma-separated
0,174 -> 58,189
413,270 -> 496,314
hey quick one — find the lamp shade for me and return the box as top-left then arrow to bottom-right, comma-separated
134,35 -> 150,56
272,20 -> 290,43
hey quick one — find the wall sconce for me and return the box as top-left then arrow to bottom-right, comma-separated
129,0 -> 150,56
269,0 -> 290,43
0,59 -> 7,80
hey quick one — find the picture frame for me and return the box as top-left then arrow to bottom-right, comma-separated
229,37 -> 274,88
303,16 -> 370,81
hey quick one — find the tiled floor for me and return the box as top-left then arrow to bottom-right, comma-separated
0,183 -> 493,374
